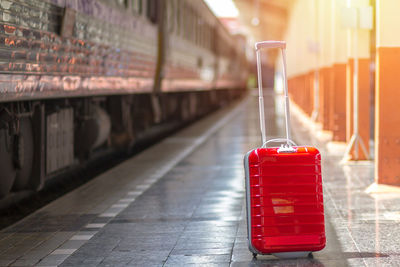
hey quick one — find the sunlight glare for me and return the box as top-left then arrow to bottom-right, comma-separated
204,0 -> 239,18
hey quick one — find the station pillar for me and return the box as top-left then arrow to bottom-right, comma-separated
330,0 -> 348,142
331,63 -> 347,141
375,0 -> 400,185
345,0 -> 371,160
316,0 -> 333,132
318,67 -> 332,131
346,57 -> 371,159
318,0 -> 348,139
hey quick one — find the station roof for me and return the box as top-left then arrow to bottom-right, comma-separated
234,0 -> 293,42
206,0 -> 293,64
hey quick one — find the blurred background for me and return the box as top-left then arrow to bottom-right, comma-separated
1,1 -> 400,266
0,0 -> 398,201
208,0 -> 399,188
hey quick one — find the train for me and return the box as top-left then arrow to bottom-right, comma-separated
0,0 -> 248,198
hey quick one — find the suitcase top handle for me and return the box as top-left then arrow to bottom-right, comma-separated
255,41 -> 286,50
255,40 -> 293,152
263,138 -> 297,153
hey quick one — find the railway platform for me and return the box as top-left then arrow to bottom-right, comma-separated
0,93 -> 398,267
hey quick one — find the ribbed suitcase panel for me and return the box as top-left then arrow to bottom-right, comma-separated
247,147 -> 326,253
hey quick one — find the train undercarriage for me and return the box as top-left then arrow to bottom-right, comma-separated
0,88 -> 244,199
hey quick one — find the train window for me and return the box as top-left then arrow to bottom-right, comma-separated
204,23 -> 208,49
198,18 -> 202,47
211,28 -> 216,52
116,0 -> 128,8
208,25 -> 212,50
186,5 -> 193,41
203,23 -> 206,48
194,12 -> 198,44
196,15 -> 200,46
198,19 -> 201,47
205,24 -> 211,50
168,0 -> 175,33
203,23 -> 207,48
182,3 -> 186,39
184,4 -> 190,40
200,20 -> 203,47
202,23 -> 205,48
132,0 -> 142,14
186,6 -> 190,41
199,18 -> 203,47
191,9 -> 196,43
176,0 -> 181,36
192,12 -> 196,43
146,0 -> 158,23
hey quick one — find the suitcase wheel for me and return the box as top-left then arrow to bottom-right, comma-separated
252,253 -> 257,258
272,251 -> 310,259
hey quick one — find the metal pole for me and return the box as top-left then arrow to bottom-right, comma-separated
281,49 -> 292,143
353,27 -> 359,159
256,50 -> 267,146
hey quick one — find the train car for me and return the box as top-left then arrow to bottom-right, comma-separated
0,0 -> 248,198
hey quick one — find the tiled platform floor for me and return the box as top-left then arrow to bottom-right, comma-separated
1,93 -> 399,266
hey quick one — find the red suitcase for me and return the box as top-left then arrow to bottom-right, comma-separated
244,41 -> 326,258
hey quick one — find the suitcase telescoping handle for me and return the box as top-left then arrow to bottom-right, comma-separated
255,41 -> 295,151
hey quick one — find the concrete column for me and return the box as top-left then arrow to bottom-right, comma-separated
346,58 -> 371,159
307,71 -> 315,116
375,0 -> 400,185
331,63 -> 347,141
330,0 -> 348,142
318,67 -> 332,130
345,0 -> 371,160
316,0 -> 333,131
285,0 -> 319,116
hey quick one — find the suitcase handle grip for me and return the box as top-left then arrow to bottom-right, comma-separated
255,41 -> 286,50
262,138 -> 297,148
255,41 -> 292,147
